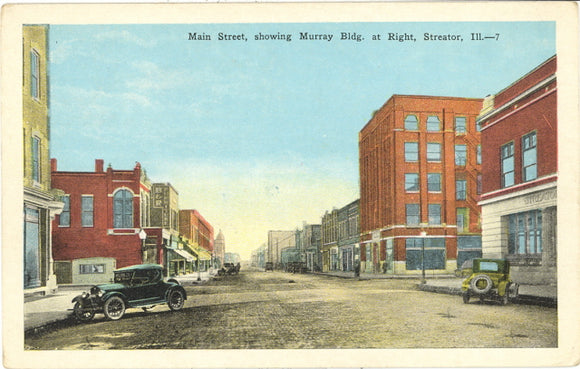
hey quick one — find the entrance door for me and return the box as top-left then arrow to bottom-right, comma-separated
24,207 -> 41,289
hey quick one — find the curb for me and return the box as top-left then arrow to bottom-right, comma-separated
418,284 -> 557,307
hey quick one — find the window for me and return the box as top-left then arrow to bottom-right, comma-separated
404,115 -> 418,130
30,49 -> 40,99
477,174 -> 482,195
457,208 -> 469,233
79,264 -> 105,274
427,143 -> 441,162
428,204 -> 441,225
60,195 -> 70,226
406,204 -> 420,226
455,144 -> 467,166
428,173 -> 441,192
81,195 -> 94,227
456,180 -> 467,200
405,142 -> 419,162
455,117 -> 466,133
32,136 -> 40,183
405,173 -> 420,192
405,238 -> 446,270
501,142 -> 515,188
427,115 -> 440,131
477,145 -> 482,165
507,210 -> 542,255
522,132 -> 537,181
113,189 -> 133,228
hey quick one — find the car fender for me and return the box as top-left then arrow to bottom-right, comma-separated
498,280 -> 509,296
165,285 -> 187,300
102,291 -> 128,304
71,295 -> 86,304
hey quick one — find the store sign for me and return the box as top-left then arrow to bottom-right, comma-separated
372,230 -> 380,241
523,189 -> 556,206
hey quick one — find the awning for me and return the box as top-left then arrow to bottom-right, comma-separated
171,248 -> 196,262
196,248 -> 212,261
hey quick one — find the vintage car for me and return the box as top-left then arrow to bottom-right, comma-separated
71,264 -> 187,321
218,262 -> 240,276
264,262 -> 274,271
461,258 -> 519,305
454,259 -> 474,278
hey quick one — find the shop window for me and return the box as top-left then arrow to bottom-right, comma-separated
455,144 -> 467,166
79,264 -> 105,274
522,132 -> 537,181
405,142 -> 419,162
427,143 -> 441,162
427,115 -> 440,132
405,238 -> 446,270
406,204 -> 420,226
456,179 -> 467,200
507,210 -> 542,255
428,204 -> 441,225
501,142 -> 515,187
428,173 -> 441,192
404,115 -> 418,130
405,173 -> 419,192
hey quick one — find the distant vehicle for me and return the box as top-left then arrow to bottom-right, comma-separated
454,259 -> 474,278
218,262 -> 240,276
264,262 -> 274,271
461,258 -> 519,305
286,261 -> 308,274
71,264 -> 187,321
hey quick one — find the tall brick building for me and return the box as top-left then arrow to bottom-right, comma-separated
477,56 -> 557,285
51,160 -> 163,284
359,95 -> 483,275
179,209 -> 214,271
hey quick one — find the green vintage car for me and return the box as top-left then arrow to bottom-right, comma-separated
461,258 -> 519,305
71,264 -> 187,321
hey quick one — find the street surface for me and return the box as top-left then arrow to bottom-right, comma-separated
25,270 -> 557,349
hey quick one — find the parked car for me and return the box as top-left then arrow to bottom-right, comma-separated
461,258 -> 519,305
71,264 -> 187,321
264,262 -> 274,271
454,259 -> 474,278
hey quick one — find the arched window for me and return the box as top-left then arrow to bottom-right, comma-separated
113,189 -> 133,228
404,115 -> 418,130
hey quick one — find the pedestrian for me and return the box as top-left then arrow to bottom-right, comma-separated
354,260 -> 360,278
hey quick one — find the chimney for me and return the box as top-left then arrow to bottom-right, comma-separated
95,159 -> 104,173
51,158 -> 57,172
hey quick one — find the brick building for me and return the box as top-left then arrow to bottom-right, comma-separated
179,209 -> 214,271
51,160 -> 164,284
337,200 -> 360,272
477,56 -> 557,285
321,209 -> 339,272
23,25 -> 65,295
359,95 -> 483,275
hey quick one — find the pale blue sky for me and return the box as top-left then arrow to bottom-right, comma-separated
48,22 -> 555,258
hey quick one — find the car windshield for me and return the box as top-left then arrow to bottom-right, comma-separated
479,261 -> 500,272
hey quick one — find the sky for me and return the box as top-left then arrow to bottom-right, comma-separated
48,22 -> 555,259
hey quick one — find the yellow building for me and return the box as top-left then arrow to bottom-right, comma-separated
23,25 -> 64,295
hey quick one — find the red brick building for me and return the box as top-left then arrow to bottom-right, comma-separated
51,159 -> 164,284
179,209 -> 214,269
359,95 -> 483,275
477,56 -> 557,285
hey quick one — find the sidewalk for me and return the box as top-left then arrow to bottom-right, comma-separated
24,271 -> 215,334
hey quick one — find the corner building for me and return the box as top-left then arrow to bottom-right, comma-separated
359,95 -> 483,275
477,56 -> 557,285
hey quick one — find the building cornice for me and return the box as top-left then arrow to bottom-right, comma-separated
478,176 -> 557,206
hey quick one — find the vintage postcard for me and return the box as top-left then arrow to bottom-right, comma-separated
2,2 -> 579,368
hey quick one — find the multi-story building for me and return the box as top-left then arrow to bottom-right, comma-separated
23,25 -> 65,295
302,223 -> 322,272
267,230 -> 295,269
251,244 -> 267,269
321,209 -> 339,272
179,209 -> 214,271
51,160 -> 165,284
337,200 -> 360,272
477,56 -> 557,285
150,183 -> 196,275
359,95 -> 483,275
214,230 -> 226,268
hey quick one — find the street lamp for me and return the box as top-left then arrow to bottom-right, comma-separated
138,229 -> 147,264
420,231 -> 427,284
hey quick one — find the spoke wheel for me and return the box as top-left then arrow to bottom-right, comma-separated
103,296 -> 126,320
168,289 -> 185,311
73,302 -> 95,322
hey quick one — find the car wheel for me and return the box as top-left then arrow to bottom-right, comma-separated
462,292 -> 470,304
73,302 -> 95,322
168,289 -> 185,311
470,274 -> 493,294
103,296 -> 126,320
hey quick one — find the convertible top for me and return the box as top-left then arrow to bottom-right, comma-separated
115,263 -> 163,272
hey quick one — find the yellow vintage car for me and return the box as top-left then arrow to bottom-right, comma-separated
461,258 -> 519,305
